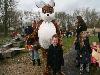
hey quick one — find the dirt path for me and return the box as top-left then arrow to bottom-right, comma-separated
0,52 -> 44,75
0,47 -> 100,75
62,47 -> 100,75
62,47 -> 79,75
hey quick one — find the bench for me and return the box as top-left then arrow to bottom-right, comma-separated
2,42 -> 13,48
10,47 -> 25,54
2,47 -> 25,58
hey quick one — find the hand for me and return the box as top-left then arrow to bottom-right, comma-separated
80,55 -> 82,57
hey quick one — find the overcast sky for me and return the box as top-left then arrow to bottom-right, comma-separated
17,0 -> 100,13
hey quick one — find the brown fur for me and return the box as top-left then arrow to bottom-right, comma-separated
52,20 -> 60,36
42,5 -> 54,14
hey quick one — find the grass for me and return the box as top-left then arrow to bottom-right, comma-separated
62,35 -> 99,53
62,36 -> 75,53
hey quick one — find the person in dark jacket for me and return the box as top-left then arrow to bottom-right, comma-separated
76,16 -> 87,39
47,34 -> 64,75
98,32 -> 100,43
74,38 -> 81,67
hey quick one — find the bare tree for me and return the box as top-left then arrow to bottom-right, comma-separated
55,12 -> 67,30
0,0 -> 20,36
72,8 -> 99,28
82,8 -> 99,28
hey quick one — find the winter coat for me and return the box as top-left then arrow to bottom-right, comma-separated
98,32 -> 100,42
47,44 -> 64,68
76,21 -> 87,38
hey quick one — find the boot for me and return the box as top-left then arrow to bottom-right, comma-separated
80,64 -> 83,74
86,63 -> 90,72
57,72 -> 65,75
75,59 -> 80,67
32,59 -> 35,66
37,59 -> 41,66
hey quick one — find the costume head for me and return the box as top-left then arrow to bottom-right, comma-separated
36,0 -> 55,22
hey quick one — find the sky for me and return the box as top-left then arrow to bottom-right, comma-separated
17,0 -> 100,13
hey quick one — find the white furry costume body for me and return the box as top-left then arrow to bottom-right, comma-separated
38,21 -> 56,49
35,0 -> 61,74
35,0 -> 57,49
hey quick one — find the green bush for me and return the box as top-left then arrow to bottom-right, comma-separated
89,35 -> 99,44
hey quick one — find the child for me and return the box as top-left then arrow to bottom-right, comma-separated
97,45 -> 100,67
78,32 -> 91,74
83,32 -> 92,72
47,34 -> 64,75
25,34 -> 41,66
91,42 -> 98,64
74,32 -> 84,68
32,43 -> 41,66
91,42 -> 100,67
78,34 -> 85,74
74,37 -> 80,67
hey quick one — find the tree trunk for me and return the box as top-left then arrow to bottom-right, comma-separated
3,0 -> 8,36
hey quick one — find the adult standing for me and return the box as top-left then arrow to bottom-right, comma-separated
76,16 -> 87,39
75,16 -> 87,67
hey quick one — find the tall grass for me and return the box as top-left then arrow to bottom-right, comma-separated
62,36 -> 75,53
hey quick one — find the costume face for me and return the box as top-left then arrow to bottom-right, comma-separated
36,0 -> 55,22
41,5 -> 55,22
42,5 -> 54,14
52,37 -> 59,46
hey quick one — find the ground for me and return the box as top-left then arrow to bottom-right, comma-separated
62,46 -> 100,75
0,47 -> 100,75
0,52 -> 44,75
0,36 -> 100,75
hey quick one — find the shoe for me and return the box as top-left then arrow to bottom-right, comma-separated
86,63 -> 90,72
75,64 -> 80,68
32,59 -> 35,66
37,59 -> 41,66
58,72 -> 65,75
80,64 -> 83,74
80,71 -> 83,75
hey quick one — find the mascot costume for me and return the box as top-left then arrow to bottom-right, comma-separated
35,0 -> 60,49
25,0 -> 61,75
35,0 -> 61,74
